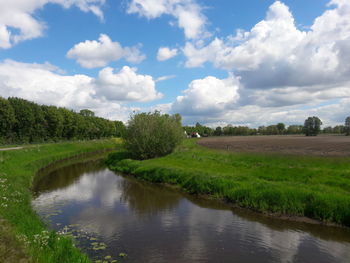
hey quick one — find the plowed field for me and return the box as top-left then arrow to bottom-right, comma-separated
198,135 -> 350,157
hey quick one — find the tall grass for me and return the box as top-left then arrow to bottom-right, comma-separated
107,139 -> 350,227
0,139 -> 118,262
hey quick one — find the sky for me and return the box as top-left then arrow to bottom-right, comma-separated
0,0 -> 349,127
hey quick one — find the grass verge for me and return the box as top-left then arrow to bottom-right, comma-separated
0,139 -> 119,263
107,139 -> 350,227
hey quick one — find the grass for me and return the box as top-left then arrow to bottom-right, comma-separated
107,139 -> 350,227
0,139 -> 119,263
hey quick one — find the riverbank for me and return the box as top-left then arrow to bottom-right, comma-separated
0,139 -> 119,263
107,139 -> 350,227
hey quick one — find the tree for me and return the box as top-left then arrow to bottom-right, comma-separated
303,116 -> 322,136
0,97 -> 16,143
0,97 -> 125,144
114,121 -> 126,137
60,108 -> 78,139
214,126 -> 222,136
8,97 -> 36,142
323,126 -> 333,134
265,125 -> 278,135
79,109 -> 95,117
258,126 -> 266,135
276,123 -> 285,134
43,106 -> 64,140
286,125 -> 303,134
223,125 -> 234,136
333,125 -> 344,134
345,117 -> 350,136
123,111 -> 184,159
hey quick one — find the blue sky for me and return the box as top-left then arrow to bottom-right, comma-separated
0,0 -> 349,127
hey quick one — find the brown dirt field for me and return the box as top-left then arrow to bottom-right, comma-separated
198,135 -> 350,157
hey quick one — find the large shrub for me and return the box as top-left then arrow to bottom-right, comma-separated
123,111 -> 183,159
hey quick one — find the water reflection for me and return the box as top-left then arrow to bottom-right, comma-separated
32,161 -> 350,263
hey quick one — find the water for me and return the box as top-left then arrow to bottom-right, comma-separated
32,160 -> 350,263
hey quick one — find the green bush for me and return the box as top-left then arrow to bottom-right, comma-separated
123,111 -> 183,159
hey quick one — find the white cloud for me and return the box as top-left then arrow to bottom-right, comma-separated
127,0 -> 208,39
242,84 -> 350,108
67,34 -> 145,68
0,60 -> 162,121
0,59 -> 94,108
157,47 -> 178,61
93,66 -> 163,102
155,75 -> 176,82
227,98 -> 350,128
176,1 -> 350,126
0,0 -> 106,49
184,1 -> 350,89
171,75 -> 240,116
169,97 -> 350,128
0,25 -> 11,49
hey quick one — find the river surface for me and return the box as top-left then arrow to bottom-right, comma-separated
32,160 -> 350,263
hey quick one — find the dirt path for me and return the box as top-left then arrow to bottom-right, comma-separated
0,147 -> 24,152
198,135 -> 350,157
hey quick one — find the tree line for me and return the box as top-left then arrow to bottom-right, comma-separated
184,123 -> 303,137
1,96 -> 349,145
184,117 -> 350,137
0,97 -> 126,144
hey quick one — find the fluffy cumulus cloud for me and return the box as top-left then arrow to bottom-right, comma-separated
127,0 -> 208,39
171,75 -> 240,116
216,98 -> 350,128
167,97 -> 350,128
0,59 -> 162,121
67,34 -> 146,68
93,66 -> 163,102
176,0 -> 350,126
0,0 -> 106,49
184,0 -> 350,88
157,47 -> 178,61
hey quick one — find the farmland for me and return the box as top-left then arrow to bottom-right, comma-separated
198,135 -> 350,157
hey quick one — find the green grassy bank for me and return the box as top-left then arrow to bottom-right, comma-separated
0,139 -> 118,263
107,139 -> 350,227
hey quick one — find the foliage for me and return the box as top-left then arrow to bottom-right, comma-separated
303,116 -> 322,136
323,125 -> 345,134
223,125 -> 257,136
184,123 -> 214,137
0,97 -> 126,145
79,109 -> 95,117
107,139 -> 350,227
114,120 -> 127,137
0,97 -> 16,143
276,123 -> 285,134
345,117 -> 350,136
286,125 -> 303,134
214,126 -> 223,136
258,125 -> 278,135
123,111 -> 184,159
0,139 -> 117,262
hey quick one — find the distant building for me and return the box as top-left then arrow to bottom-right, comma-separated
191,132 -> 201,138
